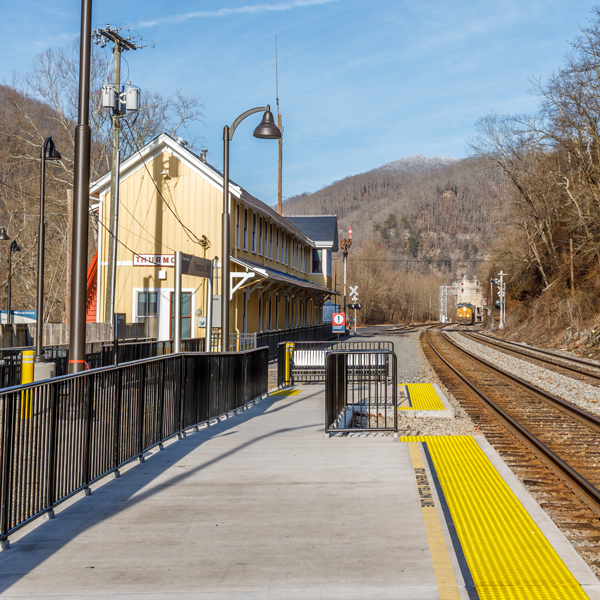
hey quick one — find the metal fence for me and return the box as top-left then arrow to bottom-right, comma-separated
0,347 -> 268,545
325,350 -> 397,434
0,338 -> 208,389
278,340 -> 395,386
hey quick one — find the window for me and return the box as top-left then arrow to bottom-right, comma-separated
276,228 -> 280,261
137,291 -> 158,338
283,235 -> 287,265
252,213 -> 257,252
312,249 -> 323,274
170,291 -> 192,339
269,224 -> 273,259
258,217 -> 263,255
236,205 -> 241,249
243,208 -> 248,250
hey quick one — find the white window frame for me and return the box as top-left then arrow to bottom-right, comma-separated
258,216 -> 263,255
252,213 -> 257,253
236,205 -> 241,249
243,208 -> 248,250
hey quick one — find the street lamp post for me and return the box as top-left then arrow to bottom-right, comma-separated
7,240 -> 20,325
36,137 -> 62,363
0,228 -> 9,324
221,106 -> 280,351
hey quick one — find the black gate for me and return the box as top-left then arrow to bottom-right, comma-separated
325,350 -> 397,433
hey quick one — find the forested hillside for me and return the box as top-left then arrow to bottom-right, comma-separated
285,157 -> 509,272
284,157 -> 510,324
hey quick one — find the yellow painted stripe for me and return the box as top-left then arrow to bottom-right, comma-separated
402,436 -> 589,600
408,442 -> 462,600
269,389 -> 301,396
399,383 -> 445,411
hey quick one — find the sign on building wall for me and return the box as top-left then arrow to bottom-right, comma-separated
133,254 -> 175,267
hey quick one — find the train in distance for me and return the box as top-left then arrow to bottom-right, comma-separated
455,275 -> 483,325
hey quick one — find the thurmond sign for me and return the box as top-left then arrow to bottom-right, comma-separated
133,254 -> 175,267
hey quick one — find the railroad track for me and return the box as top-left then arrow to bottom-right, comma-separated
422,327 -> 600,571
462,330 -> 600,386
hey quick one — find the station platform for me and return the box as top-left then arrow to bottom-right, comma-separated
0,385 -> 598,599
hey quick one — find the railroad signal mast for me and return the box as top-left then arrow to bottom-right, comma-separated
498,271 -> 507,330
339,227 -> 352,333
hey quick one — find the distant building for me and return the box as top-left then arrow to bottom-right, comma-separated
88,133 -> 337,342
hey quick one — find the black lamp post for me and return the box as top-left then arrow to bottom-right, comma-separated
7,240 -> 20,325
36,137 -> 62,363
221,106 -> 280,351
0,228 -> 9,324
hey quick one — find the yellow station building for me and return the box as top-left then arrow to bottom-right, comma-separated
89,133 -> 338,343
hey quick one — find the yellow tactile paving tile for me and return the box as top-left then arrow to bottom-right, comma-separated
269,389 -> 301,396
399,383 -> 445,411
401,436 -> 589,600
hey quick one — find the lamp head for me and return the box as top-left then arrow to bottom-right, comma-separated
43,137 -> 62,161
0,228 -> 10,241
10,241 -> 20,253
253,108 -> 281,139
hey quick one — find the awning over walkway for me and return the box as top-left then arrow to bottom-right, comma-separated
230,256 -> 336,299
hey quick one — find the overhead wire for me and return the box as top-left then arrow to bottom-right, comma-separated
121,120 -> 207,246
185,0 -> 435,92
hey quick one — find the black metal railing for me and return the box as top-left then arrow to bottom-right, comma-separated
0,347 -> 268,544
325,350 -> 397,433
278,340 -> 395,386
0,338 -> 208,389
258,324 -> 334,361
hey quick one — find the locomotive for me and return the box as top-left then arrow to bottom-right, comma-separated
457,302 -> 475,325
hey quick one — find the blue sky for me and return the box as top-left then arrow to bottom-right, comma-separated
2,0 -> 598,204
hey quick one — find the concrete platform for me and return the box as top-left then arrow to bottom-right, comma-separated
0,386 -> 439,599
1,384 -> 598,599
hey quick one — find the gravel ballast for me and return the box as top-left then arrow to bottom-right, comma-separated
450,332 -> 600,416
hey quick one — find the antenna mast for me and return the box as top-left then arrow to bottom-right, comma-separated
276,35 -> 283,216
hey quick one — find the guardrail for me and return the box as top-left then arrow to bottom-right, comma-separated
325,350 -> 397,434
278,341 -> 395,386
0,338 -> 207,389
0,346 -> 268,547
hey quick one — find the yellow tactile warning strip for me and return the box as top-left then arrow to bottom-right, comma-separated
402,436 -> 589,600
408,442 -> 462,600
399,383 -> 445,411
269,389 -> 301,396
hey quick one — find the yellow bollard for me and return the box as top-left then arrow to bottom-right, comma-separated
284,342 -> 295,386
21,350 -> 34,419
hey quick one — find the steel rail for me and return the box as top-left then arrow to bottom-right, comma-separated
424,327 -> 600,514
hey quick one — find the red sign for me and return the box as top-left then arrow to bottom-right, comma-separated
332,312 -> 346,332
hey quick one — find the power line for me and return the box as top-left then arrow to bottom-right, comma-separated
184,0 -> 435,92
121,120 -> 208,246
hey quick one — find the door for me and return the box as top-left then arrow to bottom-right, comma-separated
170,291 -> 192,339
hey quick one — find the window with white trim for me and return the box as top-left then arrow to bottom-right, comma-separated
312,249 -> 323,274
236,205 -> 241,249
243,208 -> 248,250
276,228 -> 280,262
258,217 -> 263,255
252,213 -> 257,253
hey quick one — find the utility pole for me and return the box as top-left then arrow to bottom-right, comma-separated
570,238 -> 575,294
94,26 -> 141,324
339,227 -> 352,334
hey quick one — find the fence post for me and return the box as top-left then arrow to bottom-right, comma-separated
82,374 -> 95,496
0,393 -> 15,546
156,360 -> 165,449
138,363 -> 146,461
112,369 -> 123,476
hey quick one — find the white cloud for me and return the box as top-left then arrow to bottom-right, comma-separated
138,0 -> 338,30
